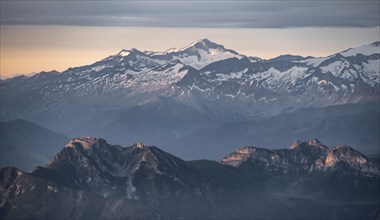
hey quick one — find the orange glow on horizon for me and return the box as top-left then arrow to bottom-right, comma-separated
1,25 -> 379,78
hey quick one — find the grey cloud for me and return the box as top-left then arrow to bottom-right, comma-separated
1,1 -> 379,28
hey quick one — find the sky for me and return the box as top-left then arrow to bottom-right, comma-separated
1,0 -> 379,78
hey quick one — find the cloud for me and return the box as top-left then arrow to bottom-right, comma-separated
1,1 -> 379,28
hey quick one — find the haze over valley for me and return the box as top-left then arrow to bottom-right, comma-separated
1,0 -> 379,219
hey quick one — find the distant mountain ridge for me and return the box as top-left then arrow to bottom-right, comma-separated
1,137 -> 379,219
1,39 -> 378,122
0,119 -> 69,171
0,39 -> 378,160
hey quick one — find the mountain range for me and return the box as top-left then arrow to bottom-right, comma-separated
0,39 -> 379,159
1,137 -> 379,219
2,39 -> 378,119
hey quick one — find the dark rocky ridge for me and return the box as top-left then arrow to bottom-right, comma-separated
1,137 -> 379,219
221,138 -> 379,175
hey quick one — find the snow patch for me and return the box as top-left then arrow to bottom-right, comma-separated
320,60 -> 358,81
119,50 -> 130,57
299,57 -> 328,67
249,66 -> 309,90
173,47 -> 242,69
340,44 -> 379,57
126,179 -> 138,200
361,59 -> 380,86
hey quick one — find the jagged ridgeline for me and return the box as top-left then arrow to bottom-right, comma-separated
0,39 -> 379,161
2,39 -> 379,121
1,137 -> 379,219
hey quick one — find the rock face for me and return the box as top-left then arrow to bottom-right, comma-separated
221,138 -> 379,175
1,137 -> 379,220
46,137 -> 208,201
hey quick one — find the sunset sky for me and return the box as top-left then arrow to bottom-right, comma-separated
1,0 -> 379,78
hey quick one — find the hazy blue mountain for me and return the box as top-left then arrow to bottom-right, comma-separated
0,119 -> 69,171
170,102 -> 380,159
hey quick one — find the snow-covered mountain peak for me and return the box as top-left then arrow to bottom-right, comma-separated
193,38 -> 223,50
164,38 -> 243,69
178,38 -> 212,51
178,38 -> 240,55
1,40 -> 378,127
118,49 -> 131,57
339,42 -> 379,57
116,48 -> 147,57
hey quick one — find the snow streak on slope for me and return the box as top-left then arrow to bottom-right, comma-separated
340,42 -> 380,57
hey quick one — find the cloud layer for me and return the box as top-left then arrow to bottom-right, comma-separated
1,1 -> 379,28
